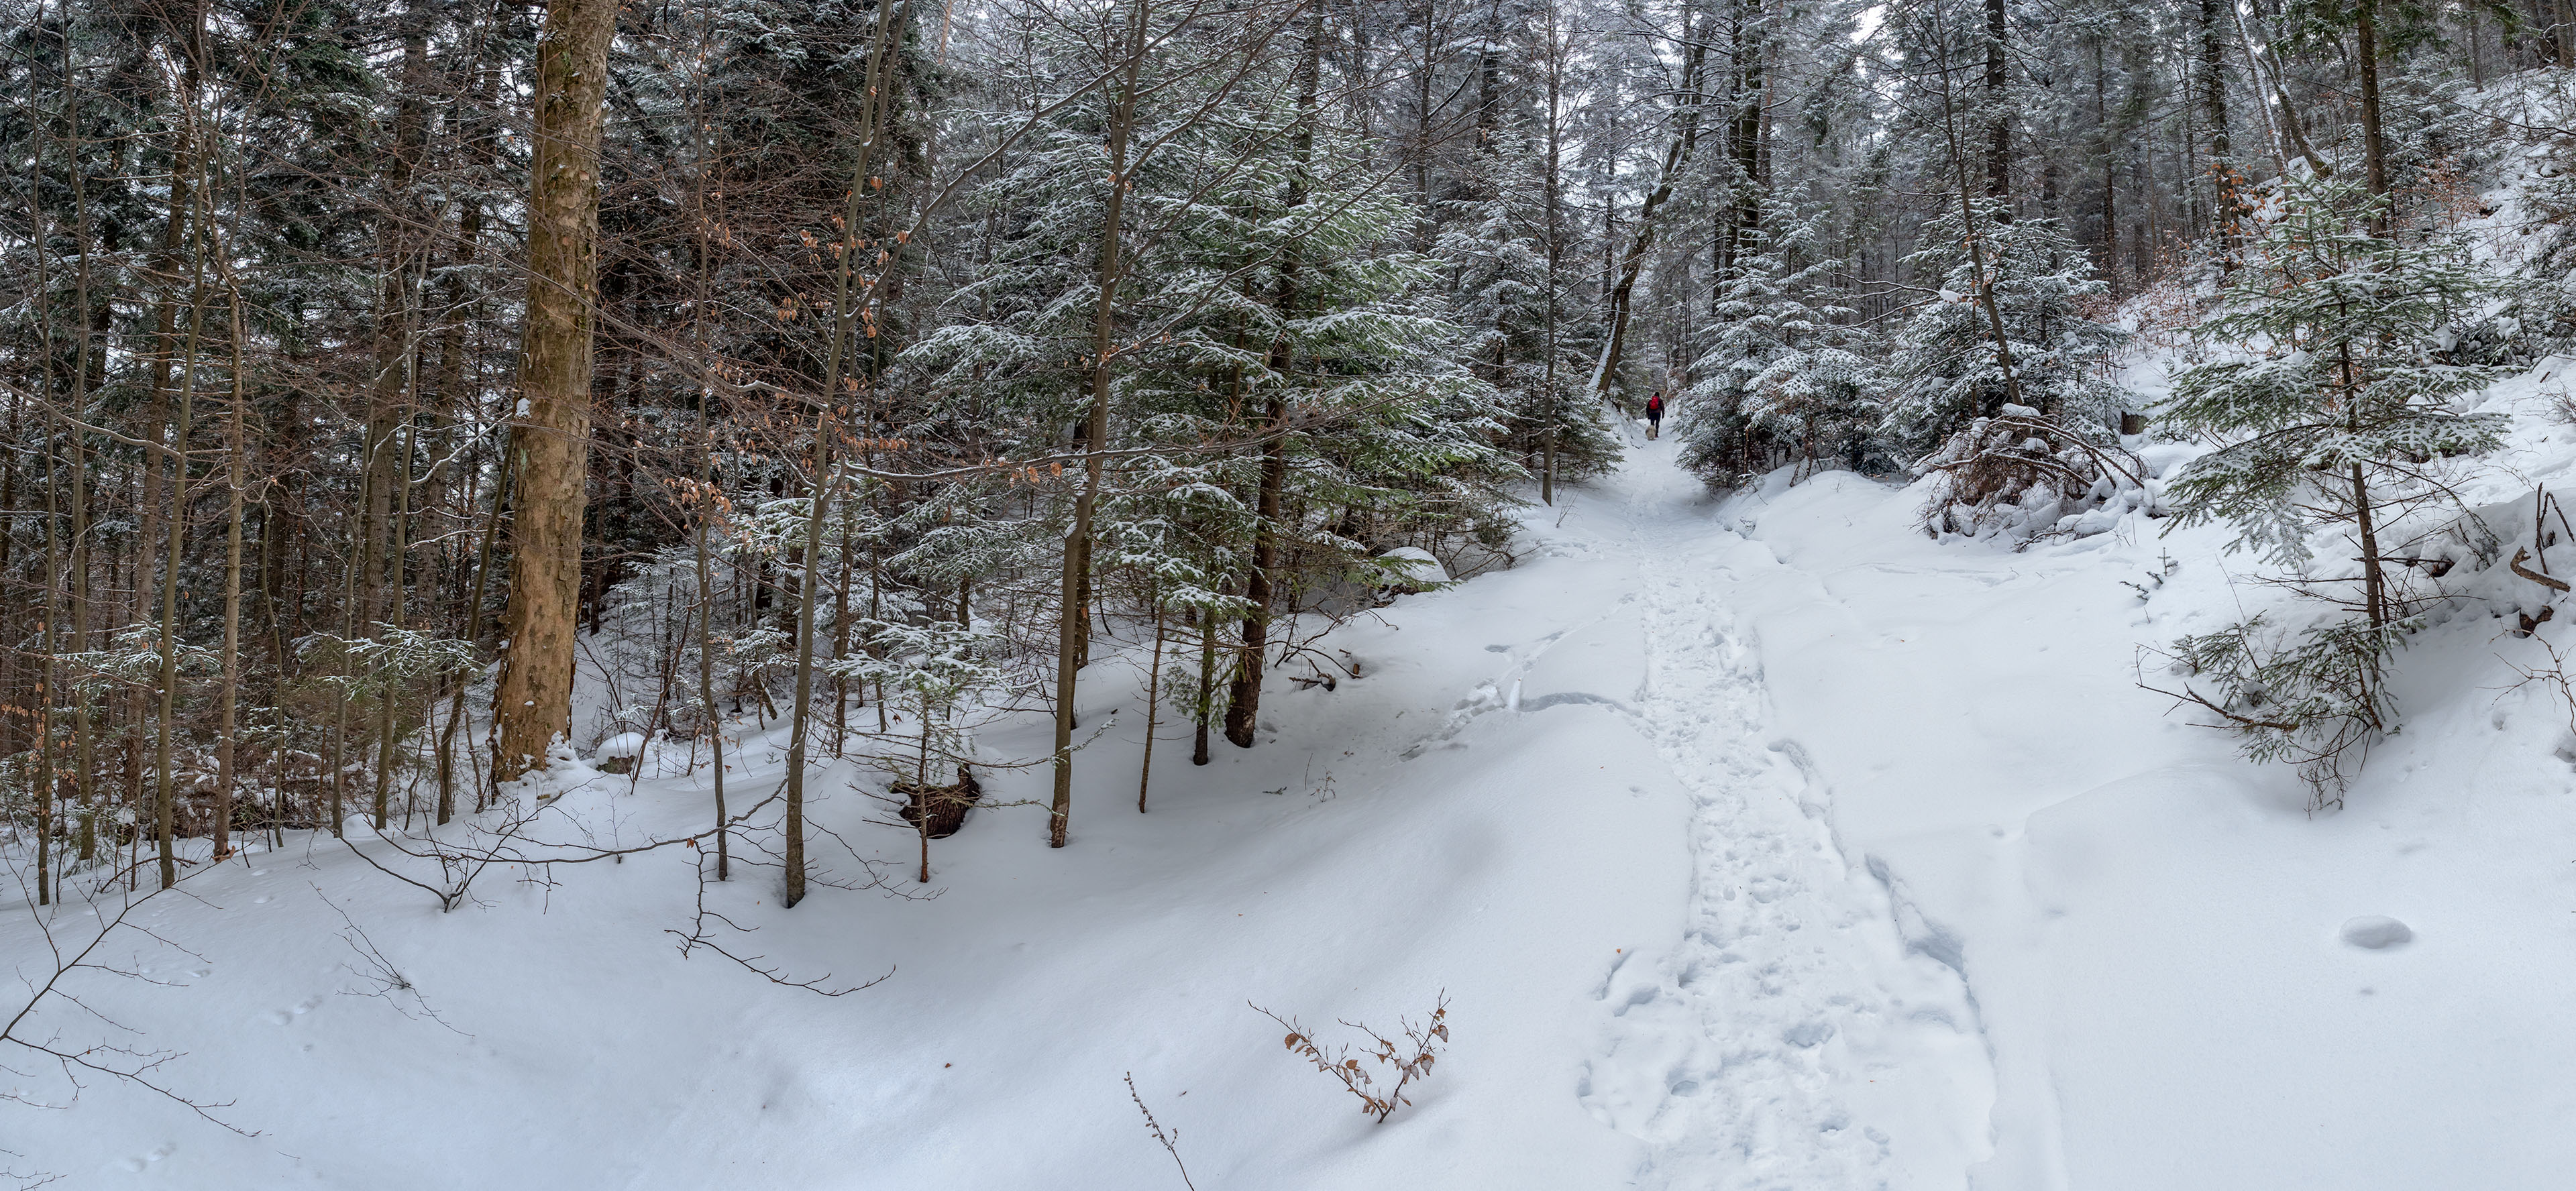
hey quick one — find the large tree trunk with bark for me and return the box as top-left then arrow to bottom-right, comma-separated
492,0 -> 616,783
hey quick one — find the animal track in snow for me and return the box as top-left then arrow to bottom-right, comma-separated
264,995 -> 325,1025
116,1142 -> 175,1172
1518,691 -> 1631,713
1403,624 -> 1623,757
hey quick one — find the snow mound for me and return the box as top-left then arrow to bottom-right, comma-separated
594,732 -> 648,760
1376,546 -> 1451,592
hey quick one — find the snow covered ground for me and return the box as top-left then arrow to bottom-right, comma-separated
11,417 -> 2576,1188
1717,453 -> 2576,1189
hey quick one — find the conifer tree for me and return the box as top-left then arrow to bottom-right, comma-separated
2163,176 -> 2506,623
2153,176 -> 2506,804
1436,131 -> 1617,484
1680,209 -> 1881,481
1882,201 -> 2128,457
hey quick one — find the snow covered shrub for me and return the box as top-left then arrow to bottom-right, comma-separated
1914,404 -> 2149,541
1881,200 -> 2131,457
1254,992 -> 1450,1123
2152,176 -> 2510,805
837,618 -> 1013,883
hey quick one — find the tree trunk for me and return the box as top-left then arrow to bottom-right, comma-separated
786,0 -> 910,899
492,0 -> 617,783
1138,593 -> 1164,811
33,66 -> 61,901
2357,0 -> 2390,222
694,444 -> 728,881
1225,393 -> 1288,749
437,445 -> 511,824
152,184 -> 208,890
688,78 -> 730,881
62,34 -> 97,864
1592,27 -> 1708,402
1222,3 -> 1323,752
1931,0 -> 2025,412
1984,0 -> 2011,203
1049,0 -> 1145,848
834,512 -> 854,754
214,216 -> 251,860
374,416 -> 415,826
1192,603 -> 1214,765
2200,0 -> 2235,250
1731,0 -> 1765,253
2353,461 -> 2386,626
1540,0 -> 1566,504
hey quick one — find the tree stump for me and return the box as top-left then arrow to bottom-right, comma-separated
895,766 -> 983,839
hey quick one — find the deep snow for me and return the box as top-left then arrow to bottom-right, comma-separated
11,418 -> 2576,1188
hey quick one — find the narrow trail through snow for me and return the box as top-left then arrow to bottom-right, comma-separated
1568,440 -> 1994,1190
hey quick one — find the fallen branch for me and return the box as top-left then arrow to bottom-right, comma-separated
2510,547 -> 2570,593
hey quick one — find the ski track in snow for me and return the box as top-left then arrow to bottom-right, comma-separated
1574,447 -> 1992,1190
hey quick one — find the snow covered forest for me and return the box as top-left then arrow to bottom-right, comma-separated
9,0 -> 2576,1180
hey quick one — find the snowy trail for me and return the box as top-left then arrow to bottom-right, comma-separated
1569,440 -> 1994,1189
22,416 -> 2576,1191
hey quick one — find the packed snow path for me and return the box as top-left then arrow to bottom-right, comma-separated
1562,439 -> 1994,1188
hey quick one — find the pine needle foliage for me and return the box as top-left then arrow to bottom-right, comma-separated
2153,176 -> 2511,808
1882,200 -> 2129,456
1680,209 -> 1882,483
2161,177 -> 2508,575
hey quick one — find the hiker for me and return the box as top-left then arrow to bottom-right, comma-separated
1645,391 -> 1665,439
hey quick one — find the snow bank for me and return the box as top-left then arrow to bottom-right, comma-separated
1375,545 -> 1451,592
1713,448 -> 2576,1188
0,484 -> 1696,1188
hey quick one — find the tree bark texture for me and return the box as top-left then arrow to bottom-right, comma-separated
492,0 -> 616,782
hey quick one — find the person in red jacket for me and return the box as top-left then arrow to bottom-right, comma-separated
1645,391 -> 1665,439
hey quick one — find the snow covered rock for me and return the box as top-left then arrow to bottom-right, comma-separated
593,732 -> 647,775
1375,547 -> 1451,594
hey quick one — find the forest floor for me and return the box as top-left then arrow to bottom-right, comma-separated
11,423 -> 2576,1189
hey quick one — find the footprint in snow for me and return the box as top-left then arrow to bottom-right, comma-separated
264,995 -> 326,1025
116,1142 -> 175,1172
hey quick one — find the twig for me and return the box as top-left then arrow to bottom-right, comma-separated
0,861 -> 251,1139
312,887 -> 467,1036
663,848 -> 891,997
1124,1073 -> 1197,1190
1250,991 -> 1450,1123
